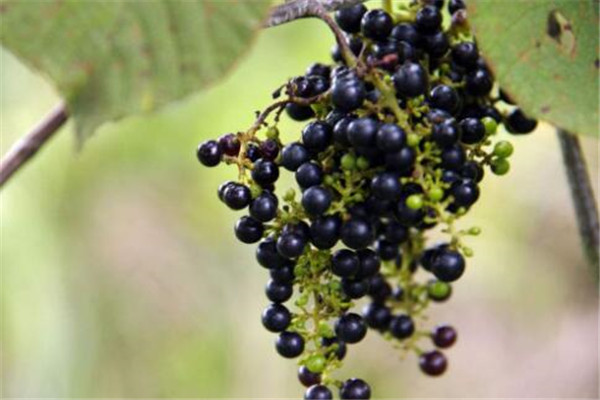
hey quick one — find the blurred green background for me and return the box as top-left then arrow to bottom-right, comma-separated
1,14 -> 598,399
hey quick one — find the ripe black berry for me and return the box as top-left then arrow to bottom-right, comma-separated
432,324 -> 457,348
385,146 -> 416,173
341,217 -> 375,250
432,119 -> 460,148
218,133 -> 241,157
306,63 -> 331,78
383,221 -> 409,243
452,41 -> 479,69
393,62 -> 429,98
302,121 -> 333,153
234,216 -> 264,244
431,249 -> 465,282
197,140 -> 222,167
389,314 -> 415,339
252,159 -> 279,187
262,303 -> 291,332
415,5 -> 442,34
423,31 -> 449,58
286,103 -> 315,121
461,160 -> 484,182
333,116 -> 354,146
321,336 -> 347,360
223,183 -> 252,210
298,365 -> 321,387
342,278 -> 370,299
296,162 -> 324,189
376,123 -> 406,152
340,378 -> 371,400
465,68 -> 493,96
250,191 -> 278,222
335,313 -> 367,344
374,239 -> 398,261
332,249 -> 360,277
277,232 -> 307,259
259,139 -> 279,160
305,385 -> 333,400
430,85 -> 460,114
419,350 -> 447,376
301,186 -> 333,216
361,9 -> 393,40
449,0 -> 465,14
390,23 -> 421,46
265,279 -> 293,303
440,144 -> 466,171
347,117 -> 379,148
310,215 -> 342,249
451,178 -> 479,208
332,77 -> 366,112
276,331 -> 305,358
459,117 -> 486,144
371,172 -> 402,200
363,302 -> 392,330
356,249 -> 381,278
506,108 -> 538,134
270,263 -> 295,284
281,142 -> 310,171
256,239 -> 288,269
335,4 -> 368,34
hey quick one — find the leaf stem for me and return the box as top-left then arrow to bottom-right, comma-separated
557,129 -> 599,279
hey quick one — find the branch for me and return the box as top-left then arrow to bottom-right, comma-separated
266,0 -> 367,27
0,103 -> 68,187
557,129 -> 600,279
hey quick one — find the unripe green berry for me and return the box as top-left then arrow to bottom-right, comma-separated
296,294 -> 309,307
305,353 -> 326,373
462,247 -> 474,257
493,141 -> 514,158
482,116 -> 497,135
406,194 -> 424,210
468,226 -> 482,236
491,158 -> 510,175
318,321 -> 334,338
428,281 -> 451,299
341,153 -> 356,171
356,156 -> 370,170
324,175 -> 335,186
266,126 -> 279,139
284,188 -> 296,202
407,133 -> 420,147
427,186 -> 444,202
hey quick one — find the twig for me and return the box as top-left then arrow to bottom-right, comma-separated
266,0 -> 368,27
0,103 -> 68,187
557,129 -> 600,279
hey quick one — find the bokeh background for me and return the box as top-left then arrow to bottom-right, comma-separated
1,12 -> 599,399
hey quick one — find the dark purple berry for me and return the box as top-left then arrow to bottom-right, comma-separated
335,313 -> 367,344
262,303 -> 291,332
234,216 -> 264,244
197,140 -> 222,167
419,350 -> 447,376
432,325 -> 457,348
276,331 -> 305,358
340,378 -> 371,400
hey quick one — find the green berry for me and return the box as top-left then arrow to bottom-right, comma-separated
305,353 -> 326,373
427,186 -> 444,202
356,156 -> 370,170
341,153 -> 357,171
407,133 -> 420,147
491,158 -> 510,175
318,321 -> 334,338
493,141 -> 514,158
482,116 -> 497,135
428,281 -> 451,300
266,126 -> 279,139
462,247 -> 474,257
468,226 -> 481,235
324,175 -> 335,186
406,194 -> 424,210
284,188 -> 296,202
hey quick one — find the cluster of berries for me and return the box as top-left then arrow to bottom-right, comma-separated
196,1 -> 536,398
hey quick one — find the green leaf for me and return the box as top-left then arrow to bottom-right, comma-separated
0,0 -> 271,144
468,0 -> 599,137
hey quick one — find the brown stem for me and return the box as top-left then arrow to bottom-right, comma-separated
557,129 -> 600,279
266,0 -> 368,27
0,103 -> 68,187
